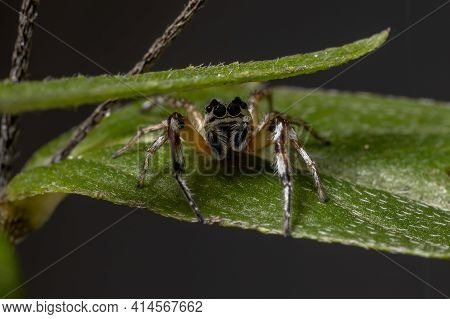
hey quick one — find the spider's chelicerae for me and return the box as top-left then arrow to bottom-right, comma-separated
113,88 -> 329,236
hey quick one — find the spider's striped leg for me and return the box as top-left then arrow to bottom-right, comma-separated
272,117 -> 293,236
289,126 -> 327,203
112,120 -> 167,158
137,133 -> 168,188
246,114 -> 328,236
247,86 -> 273,127
288,117 -> 331,145
167,112 -> 205,223
142,95 -> 204,132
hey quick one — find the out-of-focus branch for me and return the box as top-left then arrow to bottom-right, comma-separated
0,0 -> 40,197
51,0 -> 206,164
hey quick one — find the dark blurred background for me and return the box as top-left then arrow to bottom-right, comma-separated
0,0 -> 449,298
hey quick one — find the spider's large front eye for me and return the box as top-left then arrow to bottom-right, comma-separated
227,101 -> 241,116
213,104 -> 226,118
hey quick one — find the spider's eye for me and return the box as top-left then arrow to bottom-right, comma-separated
213,104 -> 227,118
205,99 -> 219,113
228,97 -> 247,116
232,96 -> 247,109
227,101 -> 241,116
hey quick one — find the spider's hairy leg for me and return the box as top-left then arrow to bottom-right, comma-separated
138,133 -> 168,188
288,117 -> 331,145
142,95 -> 204,132
245,111 -> 278,152
289,127 -> 327,203
112,120 -> 168,158
168,112 -> 205,223
247,113 -> 293,235
272,117 -> 293,236
246,113 -> 328,235
247,86 -> 273,127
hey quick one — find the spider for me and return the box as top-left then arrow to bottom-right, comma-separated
112,87 -> 329,236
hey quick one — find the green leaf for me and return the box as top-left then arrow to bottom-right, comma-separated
1,85 -> 448,259
0,229 -> 21,298
0,29 -> 389,113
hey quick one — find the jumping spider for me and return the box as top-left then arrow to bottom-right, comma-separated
112,88 -> 329,236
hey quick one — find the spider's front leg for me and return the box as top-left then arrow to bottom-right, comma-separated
246,113 -> 294,236
246,114 -> 327,236
112,111 -> 209,223
272,117 -> 294,236
167,112 -> 207,224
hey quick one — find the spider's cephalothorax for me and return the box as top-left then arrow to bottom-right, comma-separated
113,88 -> 330,236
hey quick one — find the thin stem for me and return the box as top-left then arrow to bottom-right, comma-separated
0,0 -> 40,197
51,0 -> 206,164
129,0 -> 206,75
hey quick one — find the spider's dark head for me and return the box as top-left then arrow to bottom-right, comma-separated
204,96 -> 252,159
204,97 -> 249,123
205,98 -> 226,118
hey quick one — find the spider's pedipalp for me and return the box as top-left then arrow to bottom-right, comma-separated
229,121 -> 250,152
289,127 -> 327,203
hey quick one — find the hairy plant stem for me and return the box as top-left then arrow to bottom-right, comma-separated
51,0 -> 206,164
0,0 -> 40,198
